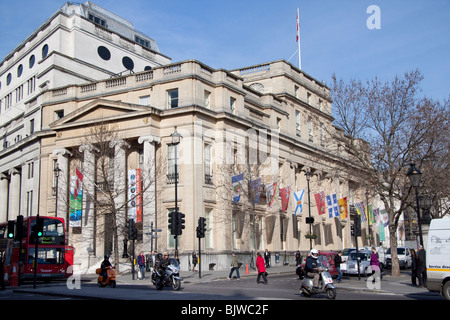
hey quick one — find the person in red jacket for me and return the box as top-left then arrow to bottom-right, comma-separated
256,251 -> 268,284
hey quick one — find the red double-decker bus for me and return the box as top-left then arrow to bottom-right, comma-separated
0,216 -> 72,284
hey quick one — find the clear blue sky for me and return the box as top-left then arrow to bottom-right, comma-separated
1,0 -> 449,101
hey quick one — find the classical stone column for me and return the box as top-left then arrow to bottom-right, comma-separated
0,174 -> 9,222
109,139 -> 130,261
8,168 -> 21,220
138,135 -> 160,252
52,148 -> 72,219
79,143 -> 98,272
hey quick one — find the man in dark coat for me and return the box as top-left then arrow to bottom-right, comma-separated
417,245 -> 427,287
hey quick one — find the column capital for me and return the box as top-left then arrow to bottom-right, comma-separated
79,143 -> 99,153
138,135 -> 161,145
109,139 -> 131,149
52,148 -> 73,157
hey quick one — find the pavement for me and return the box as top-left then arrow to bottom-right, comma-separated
5,264 -> 444,300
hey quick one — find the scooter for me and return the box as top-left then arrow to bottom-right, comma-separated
151,258 -> 181,291
300,267 -> 336,299
96,266 -> 116,288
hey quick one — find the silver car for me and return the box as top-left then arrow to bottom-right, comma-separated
345,250 -> 373,276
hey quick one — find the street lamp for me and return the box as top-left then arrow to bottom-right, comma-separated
407,161 -> 424,246
170,128 -> 182,259
305,170 -> 312,250
54,163 -> 62,217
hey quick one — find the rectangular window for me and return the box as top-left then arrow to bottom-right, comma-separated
135,36 -> 150,48
204,144 -> 212,184
204,90 -> 211,109
307,92 -> 311,104
167,145 -> 178,184
295,110 -> 301,136
139,95 -> 150,106
27,191 -> 33,216
230,97 -> 236,114
167,89 -> 179,108
28,76 -> 36,95
89,14 -> 106,27
30,119 -> 35,135
319,122 -> 324,146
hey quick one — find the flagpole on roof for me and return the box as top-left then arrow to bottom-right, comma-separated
297,8 -> 302,70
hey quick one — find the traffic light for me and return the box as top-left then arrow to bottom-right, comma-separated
351,225 -> 355,237
177,212 -> 185,235
7,220 -> 15,239
197,217 -> 206,238
168,211 -> 177,235
128,218 -> 138,240
16,215 -> 24,240
31,217 -> 44,239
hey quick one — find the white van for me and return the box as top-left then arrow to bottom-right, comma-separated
426,218 -> 450,300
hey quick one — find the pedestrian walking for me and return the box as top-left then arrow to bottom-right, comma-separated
370,246 -> 381,282
410,249 -> 418,286
264,249 -> 271,268
228,252 -> 240,279
295,250 -> 302,266
417,245 -> 427,287
192,252 -> 198,271
137,251 -> 146,280
334,251 -> 343,283
256,251 -> 268,284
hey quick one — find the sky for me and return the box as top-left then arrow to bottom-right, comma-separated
1,0 -> 449,101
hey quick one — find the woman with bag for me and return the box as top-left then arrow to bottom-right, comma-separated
256,251 -> 268,284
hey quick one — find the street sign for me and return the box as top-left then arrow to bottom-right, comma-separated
152,229 -> 163,232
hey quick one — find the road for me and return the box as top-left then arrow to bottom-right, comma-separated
2,273 -> 443,301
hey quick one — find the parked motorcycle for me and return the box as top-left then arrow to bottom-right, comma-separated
300,267 -> 336,299
151,258 -> 181,291
96,266 -> 116,288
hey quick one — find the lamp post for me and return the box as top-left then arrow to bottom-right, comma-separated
305,170 -> 312,250
170,129 -> 182,259
54,163 -> 62,217
407,161 -> 424,247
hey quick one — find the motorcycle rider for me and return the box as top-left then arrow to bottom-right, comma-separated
305,249 -> 320,290
155,252 -> 170,280
100,255 -> 112,284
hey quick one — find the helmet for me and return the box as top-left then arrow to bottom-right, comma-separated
310,249 -> 319,259
156,253 -> 162,260
104,255 -> 109,260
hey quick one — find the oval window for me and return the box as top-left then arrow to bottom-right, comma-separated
29,55 -> 35,68
97,46 -> 111,61
42,44 -> 49,59
144,66 -> 152,71
6,73 -> 12,86
122,56 -> 134,71
17,64 -> 23,77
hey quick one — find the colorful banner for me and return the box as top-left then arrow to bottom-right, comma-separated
332,194 -> 340,217
69,175 -> 82,227
250,178 -> 262,204
128,169 -> 142,222
294,189 -> 305,216
280,186 -> 291,212
314,191 -> 326,215
355,201 -> 367,222
266,182 -> 278,209
326,195 -> 334,218
338,197 -> 348,220
232,173 -> 244,203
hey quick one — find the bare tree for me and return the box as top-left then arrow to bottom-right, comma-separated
330,70 -> 449,276
73,122 -> 160,273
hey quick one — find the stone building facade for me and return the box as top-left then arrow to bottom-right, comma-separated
37,59 -> 377,271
